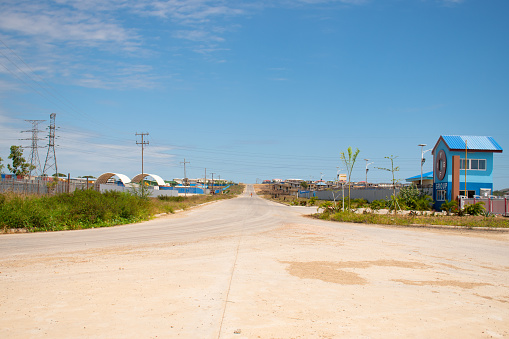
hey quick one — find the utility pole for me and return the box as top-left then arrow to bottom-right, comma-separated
21,119 -> 45,176
180,158 -> 190,185
211,172 -> 215,194
364,159 -> 373,188
43,113 -> 58,177
136,132 -> 149,191
418,144 -> 432,192
465,140 -> 468,197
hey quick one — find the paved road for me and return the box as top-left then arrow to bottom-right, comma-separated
0,185 -> 315,255
1,185 -> 508,338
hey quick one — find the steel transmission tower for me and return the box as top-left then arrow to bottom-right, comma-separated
43,113 -> 58,176
21,119 -> 45,176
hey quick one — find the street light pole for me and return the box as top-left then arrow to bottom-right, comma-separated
364,159 -> 373,188
418,144 -> 432,192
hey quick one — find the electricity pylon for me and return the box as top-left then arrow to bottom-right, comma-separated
43,113 -> 58,176
21,119 -> 45,176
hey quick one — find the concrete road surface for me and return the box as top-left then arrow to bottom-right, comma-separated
1,185 -> 508,338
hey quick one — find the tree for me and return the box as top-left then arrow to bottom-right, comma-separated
300,181 -> 308,189
340,146 -> 360,211
7,145 -> 35,176
0,156 -> 4,174
377,155 -> 400,215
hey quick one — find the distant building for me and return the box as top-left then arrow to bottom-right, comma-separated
405,171 -> 433,187
432,135 -> 503,210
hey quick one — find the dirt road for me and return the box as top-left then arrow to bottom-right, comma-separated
1,185 -> 508,338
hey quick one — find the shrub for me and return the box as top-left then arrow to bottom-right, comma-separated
413,195 -> 434,211
351,198 -> 368,208
462,202 -> 486,216
369,199 -> 387,211
440,199 -> 458,215
319,201 -> 342,214
398,185 -> 433,211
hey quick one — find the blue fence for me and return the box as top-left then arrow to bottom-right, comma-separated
160,186 -> 206,194
159,184 -> 231,195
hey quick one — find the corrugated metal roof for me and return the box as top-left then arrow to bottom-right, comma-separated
406,171 -> 433,181
442,135 -> 503,151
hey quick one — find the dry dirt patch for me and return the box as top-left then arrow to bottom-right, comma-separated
282,260 -> 432,285
393,279 -> 491,289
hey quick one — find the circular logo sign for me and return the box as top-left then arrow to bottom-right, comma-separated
435,149 -> 447,181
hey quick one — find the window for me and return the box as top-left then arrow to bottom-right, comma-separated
459,158 -> 486,171
478,160 -> 486,170
436,190 -> 446,201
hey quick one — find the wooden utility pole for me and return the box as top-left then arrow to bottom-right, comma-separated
180,158 -> 190,185
136,132 -> 149,190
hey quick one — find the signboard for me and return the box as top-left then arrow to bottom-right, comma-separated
338,174 -> 347,181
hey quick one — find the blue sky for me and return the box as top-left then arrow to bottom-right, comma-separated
0,0 -> 508,188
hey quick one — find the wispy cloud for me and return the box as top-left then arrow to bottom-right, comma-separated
441,0 -> 465,6
132,1 -> 246,24
73,63 -> 166,90
0,1 -> 139,50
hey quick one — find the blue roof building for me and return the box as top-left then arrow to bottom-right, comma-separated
432,135 -> 503,210
406,171 -> 433,185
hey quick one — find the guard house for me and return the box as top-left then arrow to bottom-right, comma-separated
432,135 -> 503,210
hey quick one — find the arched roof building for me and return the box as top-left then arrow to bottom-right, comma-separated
94,173 -> 131,191
131,173 -> 166,186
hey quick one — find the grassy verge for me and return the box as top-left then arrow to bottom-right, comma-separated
0,184 -> 244,233
262,195 -> 321,207
315,211 -> 509,228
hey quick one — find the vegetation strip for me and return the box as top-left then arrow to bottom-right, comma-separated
257,183 -> 508,229
314,211 -> 508,229
0,184 -> 245,233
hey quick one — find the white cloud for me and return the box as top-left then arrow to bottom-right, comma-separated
0,0 -> 373,94
0,1 -> 139,50
132,0 -> 245,23
173,29 -> 225,42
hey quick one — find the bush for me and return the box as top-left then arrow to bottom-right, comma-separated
369,199 -> 387,210
413,195 -> 434,211
462,202 -> 486,216
398,185 -> 433,211
319,201 -> 342,214
440,199 -> 458,215
351,198 -> 368,208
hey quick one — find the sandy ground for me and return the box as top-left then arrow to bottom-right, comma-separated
1,185 -> 508,338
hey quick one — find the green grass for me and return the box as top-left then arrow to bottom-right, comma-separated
0,185 -> 245,233
315,211 -> 509,228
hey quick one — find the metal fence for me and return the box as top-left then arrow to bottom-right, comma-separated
460,196 -> 509,216
0,177 -> 89,195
